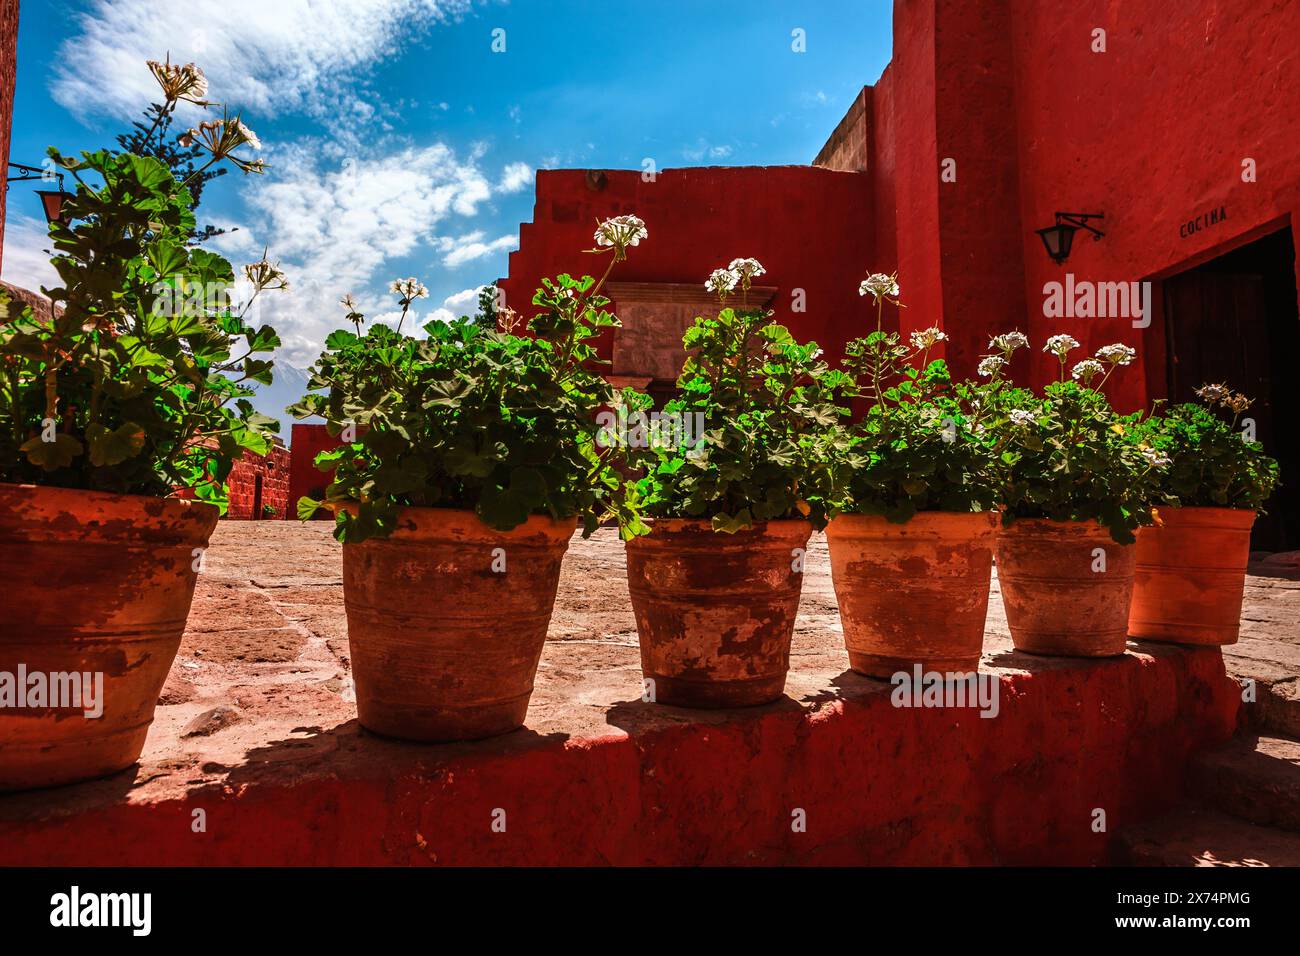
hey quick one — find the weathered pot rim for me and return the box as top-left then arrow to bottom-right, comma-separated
999,517 -> 1110,533
1149,505 -> 1257,529
827,510 -> 997,537
0,481 -> 219,541
338,502 -> 577,544
636,516 -> 814,540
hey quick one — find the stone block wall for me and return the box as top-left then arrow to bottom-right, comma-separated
225,444 -> 291,520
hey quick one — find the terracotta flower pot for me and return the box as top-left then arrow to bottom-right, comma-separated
0,482 -> 217,791
826,511 -> 996,677
625,518 -> 811,708
1129,506 -> 1256,646
995,518 -> 1135,657
342,507 -> 574,742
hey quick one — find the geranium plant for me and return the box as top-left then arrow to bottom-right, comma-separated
1129,384 -> 1279,510
625,258 -> 847,532
979,333 -> 1162,544
829,273 -> 998,521
291,217 -> 649,542
0,60 -> 284,509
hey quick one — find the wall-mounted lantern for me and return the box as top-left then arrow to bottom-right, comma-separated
6,162 -> 73,225
1035,212 -> 1105,264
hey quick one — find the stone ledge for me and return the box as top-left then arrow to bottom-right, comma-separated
0,525 -> 1256,865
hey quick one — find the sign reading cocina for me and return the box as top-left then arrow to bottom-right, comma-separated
1180,206 -> 1228,239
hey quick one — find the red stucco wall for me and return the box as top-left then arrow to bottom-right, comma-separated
288,422 -> 343,517
499,166 -> 876,367
0,0 -> 19,277
0,645 -> 1240,865
1006,0 -> 1300,408
502,0 -> 1300,417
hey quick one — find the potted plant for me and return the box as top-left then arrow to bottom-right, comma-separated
1127,386 -> 1279,645
0,61 -> 283,789
983,335 -> 1161,657
620,259 -> 844,708
291,218 -> 647,742
824,274 -> 999,677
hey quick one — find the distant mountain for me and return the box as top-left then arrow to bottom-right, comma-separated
245,362 -> 319,447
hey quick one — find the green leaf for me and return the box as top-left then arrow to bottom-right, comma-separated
86,421 -> 147,466
20,432 -> 84,471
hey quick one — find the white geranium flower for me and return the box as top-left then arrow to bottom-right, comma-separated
1096,343 -> 1136,366
1196,383 -> 1229,403
233,119 -> 262,151
1043,334 -> 1080,358
593,215 -> 648,259
1141,447 -> 1171,468
858,272 -> 900,300
147,57 -> 209,105
1071,359 -> 1105,383
242,255 -> 289,292
1009,409 -> 1036,426
977,355 -> 1007,377
389,277 -> 429,301
705,268 -> 740,296
1223,392 -> 1253,413
728,257 -> 765,286
989,331 -> 1029,353
909,327 -> 947,350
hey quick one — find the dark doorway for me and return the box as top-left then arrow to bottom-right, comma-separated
1162,227 -> 1300,551
252,474 -> 264,521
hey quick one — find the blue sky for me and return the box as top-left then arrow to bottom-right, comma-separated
3,0 -> 891,372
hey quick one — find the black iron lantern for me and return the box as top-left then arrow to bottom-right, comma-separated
1035,212 -> 1105,264
35,188 -> 73,226
7,162 -> 73,225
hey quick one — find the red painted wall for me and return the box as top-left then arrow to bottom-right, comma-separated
1006,0 -> 1300,408
502,0 -> 1300,417
499,166 -> 876,367
288,422 -> 343,517
0,0 -> 19,277
0,646 -> 1241,865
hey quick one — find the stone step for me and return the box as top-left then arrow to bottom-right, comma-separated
1116,806 -> 1300,866
1189,734 -> 1300,832
1251,677 -> 1300,739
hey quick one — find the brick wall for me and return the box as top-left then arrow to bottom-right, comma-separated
225,443 -> 291,520
0,0 -> 20,277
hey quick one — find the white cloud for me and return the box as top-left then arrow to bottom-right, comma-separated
50,0 -> 472,128
498,162 -> 533,194
232,141 -> 501,364
681,139 -> 733,162
0,214 -> 60,295
443,286 -> 486,309
434,231 -> 518,268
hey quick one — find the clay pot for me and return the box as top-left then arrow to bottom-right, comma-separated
995,518 -> 1135,657
341,507 -> 574,742
625,518 -> 811,708
0,483 -> 217,791
1129,506 -> 1256,646
826,511 -> 996,677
